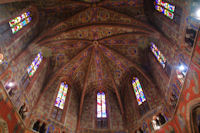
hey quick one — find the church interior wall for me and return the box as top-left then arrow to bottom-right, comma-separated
154,23 -> 200,133
0,0 -> 200,133
0,82 -> 25,133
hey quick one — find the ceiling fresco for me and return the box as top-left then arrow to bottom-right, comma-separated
29,0 -> 166,127
34,0 -> 158,95
35,6 -> 152,44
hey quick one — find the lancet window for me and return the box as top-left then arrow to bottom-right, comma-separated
132,77 -> 146,105
27,52 -> 43,78
155,0 -> 175,19
9,12 -> 31,34
151,43 -> 166,68
52,82 -> 69,121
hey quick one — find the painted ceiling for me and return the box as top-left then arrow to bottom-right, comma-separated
33,0 -> 158,96
33,0 -> 146,32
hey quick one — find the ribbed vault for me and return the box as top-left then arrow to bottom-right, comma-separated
31,0 -> 164,131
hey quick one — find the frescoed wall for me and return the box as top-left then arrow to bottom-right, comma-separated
0,82 -> 25,133
154,23 -> 200,133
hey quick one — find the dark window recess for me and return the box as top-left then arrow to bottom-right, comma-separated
165,63 -> 171,77
97,118 -> 108,128
23,78 -> 30,89
52,108 -> 63,121
20,72 -> 30,89
33,120 -> 40,131
21,72 -> 30,88
174,6 -> 182,24
135,128 -> 144,133
39,123 -> 46,133
185,27 -> 197,47
158,113 -> 166,125
139,101 -> 150,116
0,23 -> 10,34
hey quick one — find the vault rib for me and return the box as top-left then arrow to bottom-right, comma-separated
76,46 -> 95,132
33,44 -> 93,110
98,46 -> 125,117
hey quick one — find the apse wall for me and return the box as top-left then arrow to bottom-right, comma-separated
80,89 -> 125,132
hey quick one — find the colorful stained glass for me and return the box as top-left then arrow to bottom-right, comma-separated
132,77 -> 146,105
27,52 -> 43,78
97,93 -> 102,118
54,82 -> 68,109
9,12 -> 31,34
151,42 -> 166,68
97,92 -> 107,118
155,0 -> 175,19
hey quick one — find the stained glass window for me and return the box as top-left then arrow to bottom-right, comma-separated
97,92 -> 107,118
151,42 -> 166,68
132,77 -> 146,105
155,0 -> 175,19
9,12 -> 31,34
54,82 -> 68,109
27,52 -> 43,78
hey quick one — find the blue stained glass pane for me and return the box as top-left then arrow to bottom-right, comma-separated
27,12 -> 30,16
102,112 -> 106,118
27,66 -> 32,73
22,20 -> 26,26
65,84 -> 68,88
139,97 -> 142,103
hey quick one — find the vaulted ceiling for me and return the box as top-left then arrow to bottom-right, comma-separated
33,1 -> 157,94
31,0 -> 161,127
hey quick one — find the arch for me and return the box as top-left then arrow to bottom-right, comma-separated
186,97 -> 200,133
0,117 -> 9,133
190,105 -> 200,133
